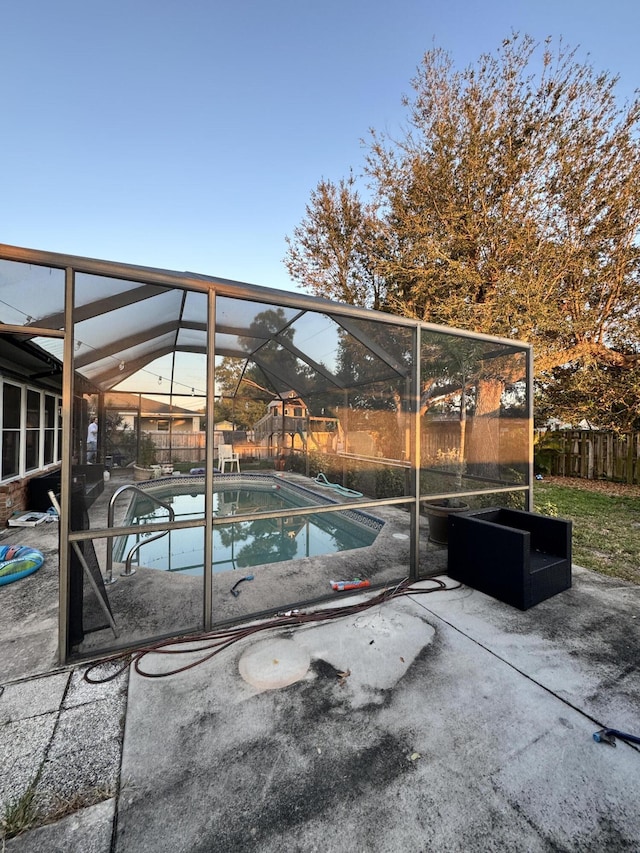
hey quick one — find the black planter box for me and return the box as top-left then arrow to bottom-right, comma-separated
448,508 -> 572,610
28,464 -> 104,513
28,471 -> 62,512
73,464 -> 105,506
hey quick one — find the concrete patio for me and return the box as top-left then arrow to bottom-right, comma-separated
2,538 -> 639,851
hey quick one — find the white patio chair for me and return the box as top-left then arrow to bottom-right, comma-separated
218,443 -> 240,473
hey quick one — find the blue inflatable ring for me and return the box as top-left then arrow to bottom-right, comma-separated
0,545 -> 44,586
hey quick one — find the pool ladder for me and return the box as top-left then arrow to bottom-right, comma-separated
105,485 -> 175,584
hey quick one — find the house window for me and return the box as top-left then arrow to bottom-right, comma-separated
157,419 -> 170,432
294,407 -> 303,417
2,382 -> 21,478
44,394 -> 56,464
1,381 -> 62,481
57,398 -> 62,461
25,389 -> 41,471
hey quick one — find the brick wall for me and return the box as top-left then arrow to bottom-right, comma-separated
0,478 -> 30,527
0,467 -> 61,527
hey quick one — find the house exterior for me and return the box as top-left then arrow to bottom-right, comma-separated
0,335 -> 63,524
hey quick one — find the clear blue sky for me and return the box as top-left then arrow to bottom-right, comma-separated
2,0 -> 638,294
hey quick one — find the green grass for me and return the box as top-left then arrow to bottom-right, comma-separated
534,479 -> 640,584
1,786 -> 38,839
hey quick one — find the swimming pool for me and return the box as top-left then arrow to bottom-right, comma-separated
115,475 -> 382,574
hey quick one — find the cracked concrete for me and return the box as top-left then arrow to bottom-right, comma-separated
2,500 -> 640,851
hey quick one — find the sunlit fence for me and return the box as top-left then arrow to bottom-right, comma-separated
141,432 -> 267,464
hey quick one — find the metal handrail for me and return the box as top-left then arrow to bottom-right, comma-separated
105,484 -> 175,583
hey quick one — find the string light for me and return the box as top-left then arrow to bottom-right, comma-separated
119,360 -> 125,372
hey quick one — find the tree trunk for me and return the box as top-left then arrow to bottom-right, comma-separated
465,378 -> 504,480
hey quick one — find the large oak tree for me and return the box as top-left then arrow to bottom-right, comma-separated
285,34 -> 640,430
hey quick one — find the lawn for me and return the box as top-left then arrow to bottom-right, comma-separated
533,476 -> 640,584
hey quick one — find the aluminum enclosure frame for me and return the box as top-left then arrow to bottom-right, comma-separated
0,243 -> 534,664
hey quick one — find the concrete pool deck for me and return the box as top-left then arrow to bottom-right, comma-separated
2,549 -> 640,850
5,468 -> 442,663
1,468 -> 446,679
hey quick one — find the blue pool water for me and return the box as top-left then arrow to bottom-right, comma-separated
116,477 -> 381,574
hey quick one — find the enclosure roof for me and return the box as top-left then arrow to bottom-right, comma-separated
0,334 -> 62,391
0,244 -> 530,398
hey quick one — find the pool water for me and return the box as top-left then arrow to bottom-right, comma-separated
116,480 -> 381,574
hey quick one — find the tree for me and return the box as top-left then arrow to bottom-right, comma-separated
284,174 -> 386,310
286,34 -> 640,430
214,308 -> 308,427
213,358 -> 268,429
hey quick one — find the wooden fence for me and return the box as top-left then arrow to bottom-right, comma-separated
148,432 -> 205,462
537,429 -> 640,484
144,431 -> 266,464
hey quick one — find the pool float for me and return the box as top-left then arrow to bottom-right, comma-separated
0,545 -> 44,586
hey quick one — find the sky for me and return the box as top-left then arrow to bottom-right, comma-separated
2,0 -> 639,296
